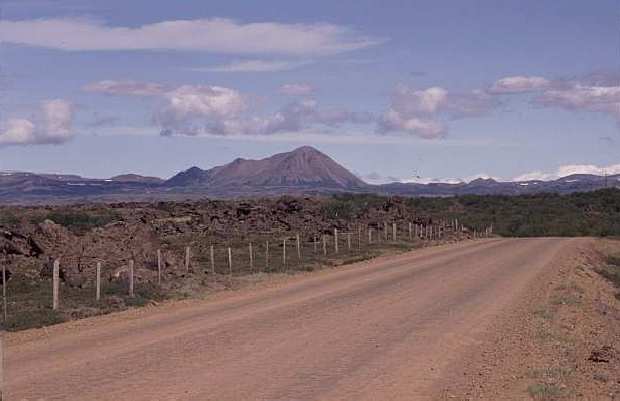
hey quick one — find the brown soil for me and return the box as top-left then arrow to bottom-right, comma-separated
435,238 -> 620,400
6,238 -> 611,401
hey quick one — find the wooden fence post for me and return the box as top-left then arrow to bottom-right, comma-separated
2,262 -> 6,323
314,236 -> 318,254
384,222 -> 388,241
128,260 -> 134,298
0,330 -> 4,401
157,249 -> 162,285
249,242 -> 254,272
358,225 -> 362,250
228,247 -> 233,278
323,235 -> 327,256
96,262 -> 101,302
185,246 -> 191,272
368,228 -> 372,244
265,241 -> 269,271
409,222 -> 412,240
296,234 -> 301,261
210,245 -> 215,276
53,259 -> 60,310
334,229 -> 338,253
282,239 -> 287,269
392,223 -> 397,241
347,232 -> 351,251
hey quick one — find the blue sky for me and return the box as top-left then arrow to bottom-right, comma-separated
0,0 -> 619,182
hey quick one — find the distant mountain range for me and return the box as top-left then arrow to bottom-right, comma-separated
0,146 -> 617,204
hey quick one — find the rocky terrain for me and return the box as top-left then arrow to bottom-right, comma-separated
0,195 -> 460,330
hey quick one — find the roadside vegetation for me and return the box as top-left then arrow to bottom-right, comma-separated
599,254 -> 620,300
405,188 -> 620,237
320,188 -> 620,237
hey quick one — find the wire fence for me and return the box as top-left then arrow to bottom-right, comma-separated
0,219 -> 493,331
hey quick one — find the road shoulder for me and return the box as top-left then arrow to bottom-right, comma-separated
437,238 -> 620,400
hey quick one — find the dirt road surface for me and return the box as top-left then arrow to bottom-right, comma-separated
7,238 -> 582,400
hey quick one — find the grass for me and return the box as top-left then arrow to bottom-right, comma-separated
28,210 -> 121,234
527,366 -> 573,381
1,273 -> 167,332
550,294 -> 581,306
533,307 -> 554,320
1,233 -> 432,331
527,383 -> 564,400
599,255 -> 620,300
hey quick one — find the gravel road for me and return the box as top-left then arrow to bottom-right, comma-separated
7,238 -> 580,401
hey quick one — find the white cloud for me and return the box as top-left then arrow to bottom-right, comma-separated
0,18 -> 384,56
377,85 -> 496,139
379,109 -> 445,139
489,76 -> 551,94
401,175 -> 463,185
393,86 -> 448,114
279,83 -> 315,96
0,119 -> 36,145
155,85 -> 248,135
358,172 -> 402,185
83,80 -> 167,96
513,163 -> 620,182
0,99 -> 74,146
193,59 -> 310,73
488,73 -> 620,124
535,84 -> 620,120
128,82 -> 370,137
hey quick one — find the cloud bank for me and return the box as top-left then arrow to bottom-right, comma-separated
0,99 -> 74,146
514,163 -> 620,182
0,18 -> 384,56
193,60 -> 310,73
83,80 -> 167,96
377,86 -> 496,139
490,73 -> 620,124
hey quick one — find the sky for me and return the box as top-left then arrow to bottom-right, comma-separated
0,0 -> 619,183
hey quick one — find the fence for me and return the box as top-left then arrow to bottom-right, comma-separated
1,219 -> 493,324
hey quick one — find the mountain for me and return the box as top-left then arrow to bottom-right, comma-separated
376,174 -> 620,196
109,174 -> 164,184
164,146 -> 367,190
0,147 -> 618,204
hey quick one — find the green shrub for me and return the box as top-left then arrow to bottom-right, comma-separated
4,308 -> 65,331
40,210 -> 121,234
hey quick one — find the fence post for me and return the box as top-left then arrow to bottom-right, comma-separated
209,245 -> 215,277
249,242 -> 254,272
228,247 -> 233,279
282,239 -> 287,270
323,235 -> 327,256
96,262 -> 101,302
314,236 -> 318,254
128,260 -> 134,298
334,229 -> 339,253
157,249 -> 162,285
2,262 -> 6,322
185,246 -> 191,272
384,222 -> 388,241
358,225 -> 362,250
347,232 -> 351,251
0,330 -> 4,401
296,234 -> 301,261
53,259 -> 60,310
392,223 -> 397,241
265,241 -> 270,271
368,228 -> 372,244
409,222 -> 412,240
0,330 -> 3,401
